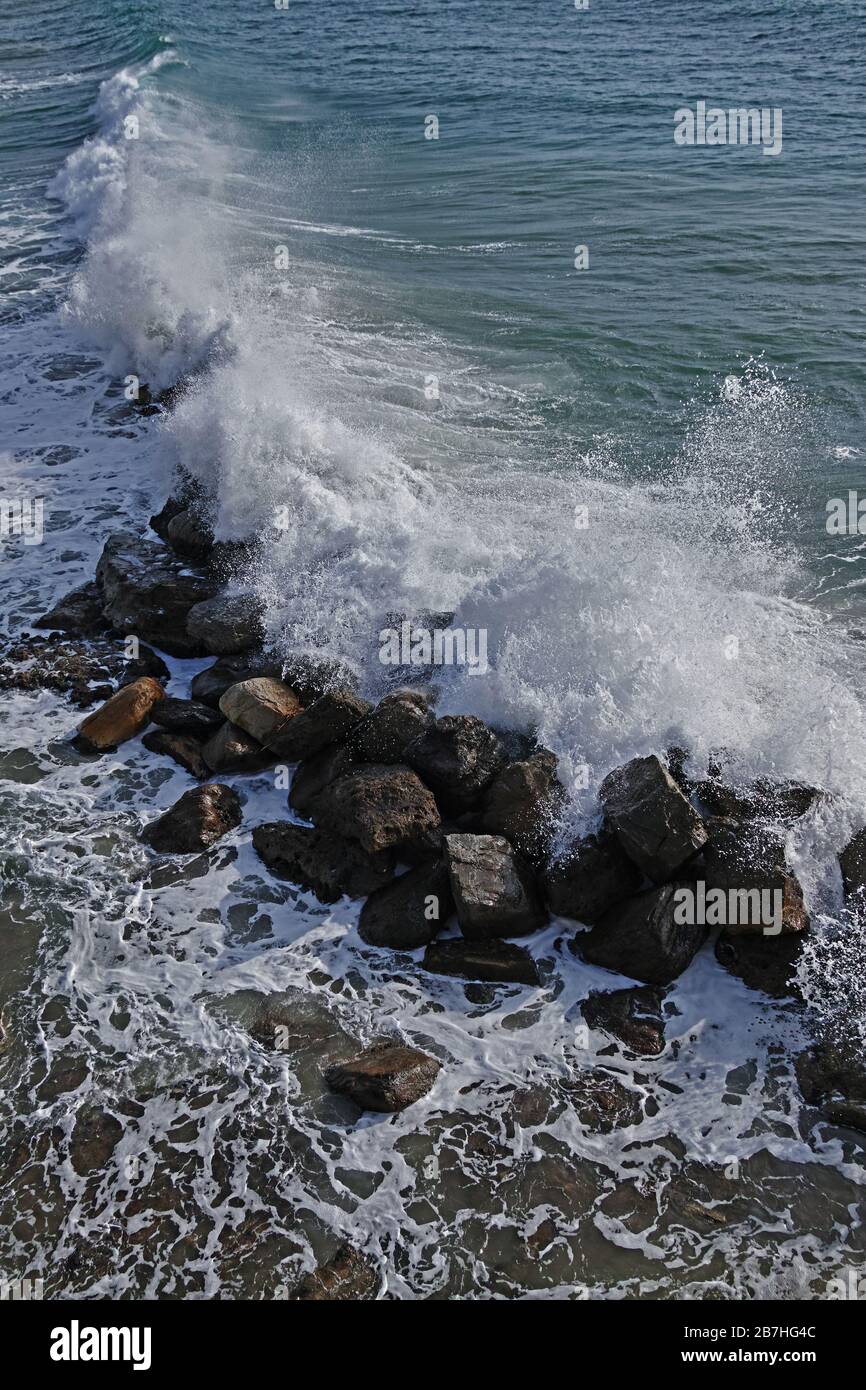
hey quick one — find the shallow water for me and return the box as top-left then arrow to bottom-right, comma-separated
1,0 -> 865,1298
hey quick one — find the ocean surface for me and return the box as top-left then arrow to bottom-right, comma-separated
1,0 -> 865,1298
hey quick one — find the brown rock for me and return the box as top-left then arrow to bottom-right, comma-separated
349,691 -> 433,763
142,730 -> 209,779
479,749 -> 565,865
561,1069 -> 643,1133
599,754 -> 707,882
358,859 -> 453,949
581,985 -> 667,1056
292,1244 -> 379,1301
141,783 -> 242,854
423,938 -> 540,986
405,714 -> 506,814
218,677 -> 302,748
252,822 -> 393,902
542,828 -> 643,925
266,688 -> 371,761
324,1041 -> 441,1112
76,676 -> 165,751
444,832 -> 547,940
313,764 -> 441,856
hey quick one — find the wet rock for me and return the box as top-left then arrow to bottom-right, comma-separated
599,754 -> 707,882
150,697 -> 223,740
190,653 -> 282,708
289,744 -> 358,820
405,714 -> 506,814
324,1041 -> 441,1113
794,1042 -> 866,1134
478,749 -> 565,866
358,859 -> 453,949
165,508 -> 214,561
577,882 -> 707,985
252,822 -> 393,902
76,675 -> 165,752
349,691 -> 433,763
292,1244 -> 379,1301
249,992 -> 356,1063
200,720 -> 274,774
313,764 -> 441,857
0,633 -> 167,709
149,489 -> 200,542
142,730 -> 209,779
141,783 -> 242,854
542,828 -> 643,925
561,1069 -> 643,1133
423,938 -> 540,986
280,652 -> 359,704
186,592 -> 265,656
69,1106 -> 124,1176
697,776 -> 820,824
96,531 -> 219,656
839,827 -> 866,904
581,985 -> 667,1056
444,832 -> 547,940
264,687 -> 371,761
219,677 -> 303,748
34,580 -> 112,636
703,821 -> 809,936
714,931 -> 804,999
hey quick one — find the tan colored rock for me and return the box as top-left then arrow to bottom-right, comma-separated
76,676 -> 164,751
219,677 -> 302,747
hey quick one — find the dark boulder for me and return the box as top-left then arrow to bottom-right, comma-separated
839,826 -> 866,905
150,697 -> 223,740
265,688 -> 371,761
577,882 -> 707,985
423,938 -> 540,987
190,654 -> 282,709
703,820 -> 809,936
200,721 -> 274,775
289,744 -> 357,820
599,754 -> 707,882
96,531 -> 219,656
714,931 -> 804,999
350,690 -> 433,764
794,1042 -> 866,1134
141,783 -> 242,854
478,749 -> 565,866
405,715 -> 506,814
165,508 -> 214,561
142,730 -> 209,780
581,985 -> 667,1056
358,859 -> 453,949
252,822 -> 393,902
280,652 -> 359,705
542,828 -> 642,925
312,764 -> 441,857
186,592 -> 265,656
324,1041 -> 441,1113
34,580 -> 112,637
697,776 -> 820,824
444,832 -> 547,940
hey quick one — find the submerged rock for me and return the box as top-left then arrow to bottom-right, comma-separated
542,828 -> 642,924
324,1041 -> 441,1113
312,763 -> 441,856
350,690 -> 433,764
478,749 -> 565,866
34,580 -> 112,637
69,1105 -> 124,1176
265,688 -> 371,761
219,677 -> 303,747
577,882 -> 707,985
291,1244 -> 379,1301
561,1069 -> 643,1133
599,754 -> 707,882
252,821 -> 393,902
96,531 -> 218,656
444,832 -> 547,940
76,675 -> 165,752
794,1042 -> 866,1134
406,715 -> 506,814
422,937 -> 540,986
358,859 -> 453,949
186,592 -> 265,656
200,720 -> 274,774
141,783 -> 242,854
150,697 -> 223,740
142,730 -> 209,780
581,985 -> 667,1056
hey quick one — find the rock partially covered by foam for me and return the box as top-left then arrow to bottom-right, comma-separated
358,859 -> 453,949
291,1244 -> 379,1301
577,882 -> 707,985
795,1042 -> 866,1134
76,675 -> 165,752
141,783 -> 242,854
324,1041 -> 441,1113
